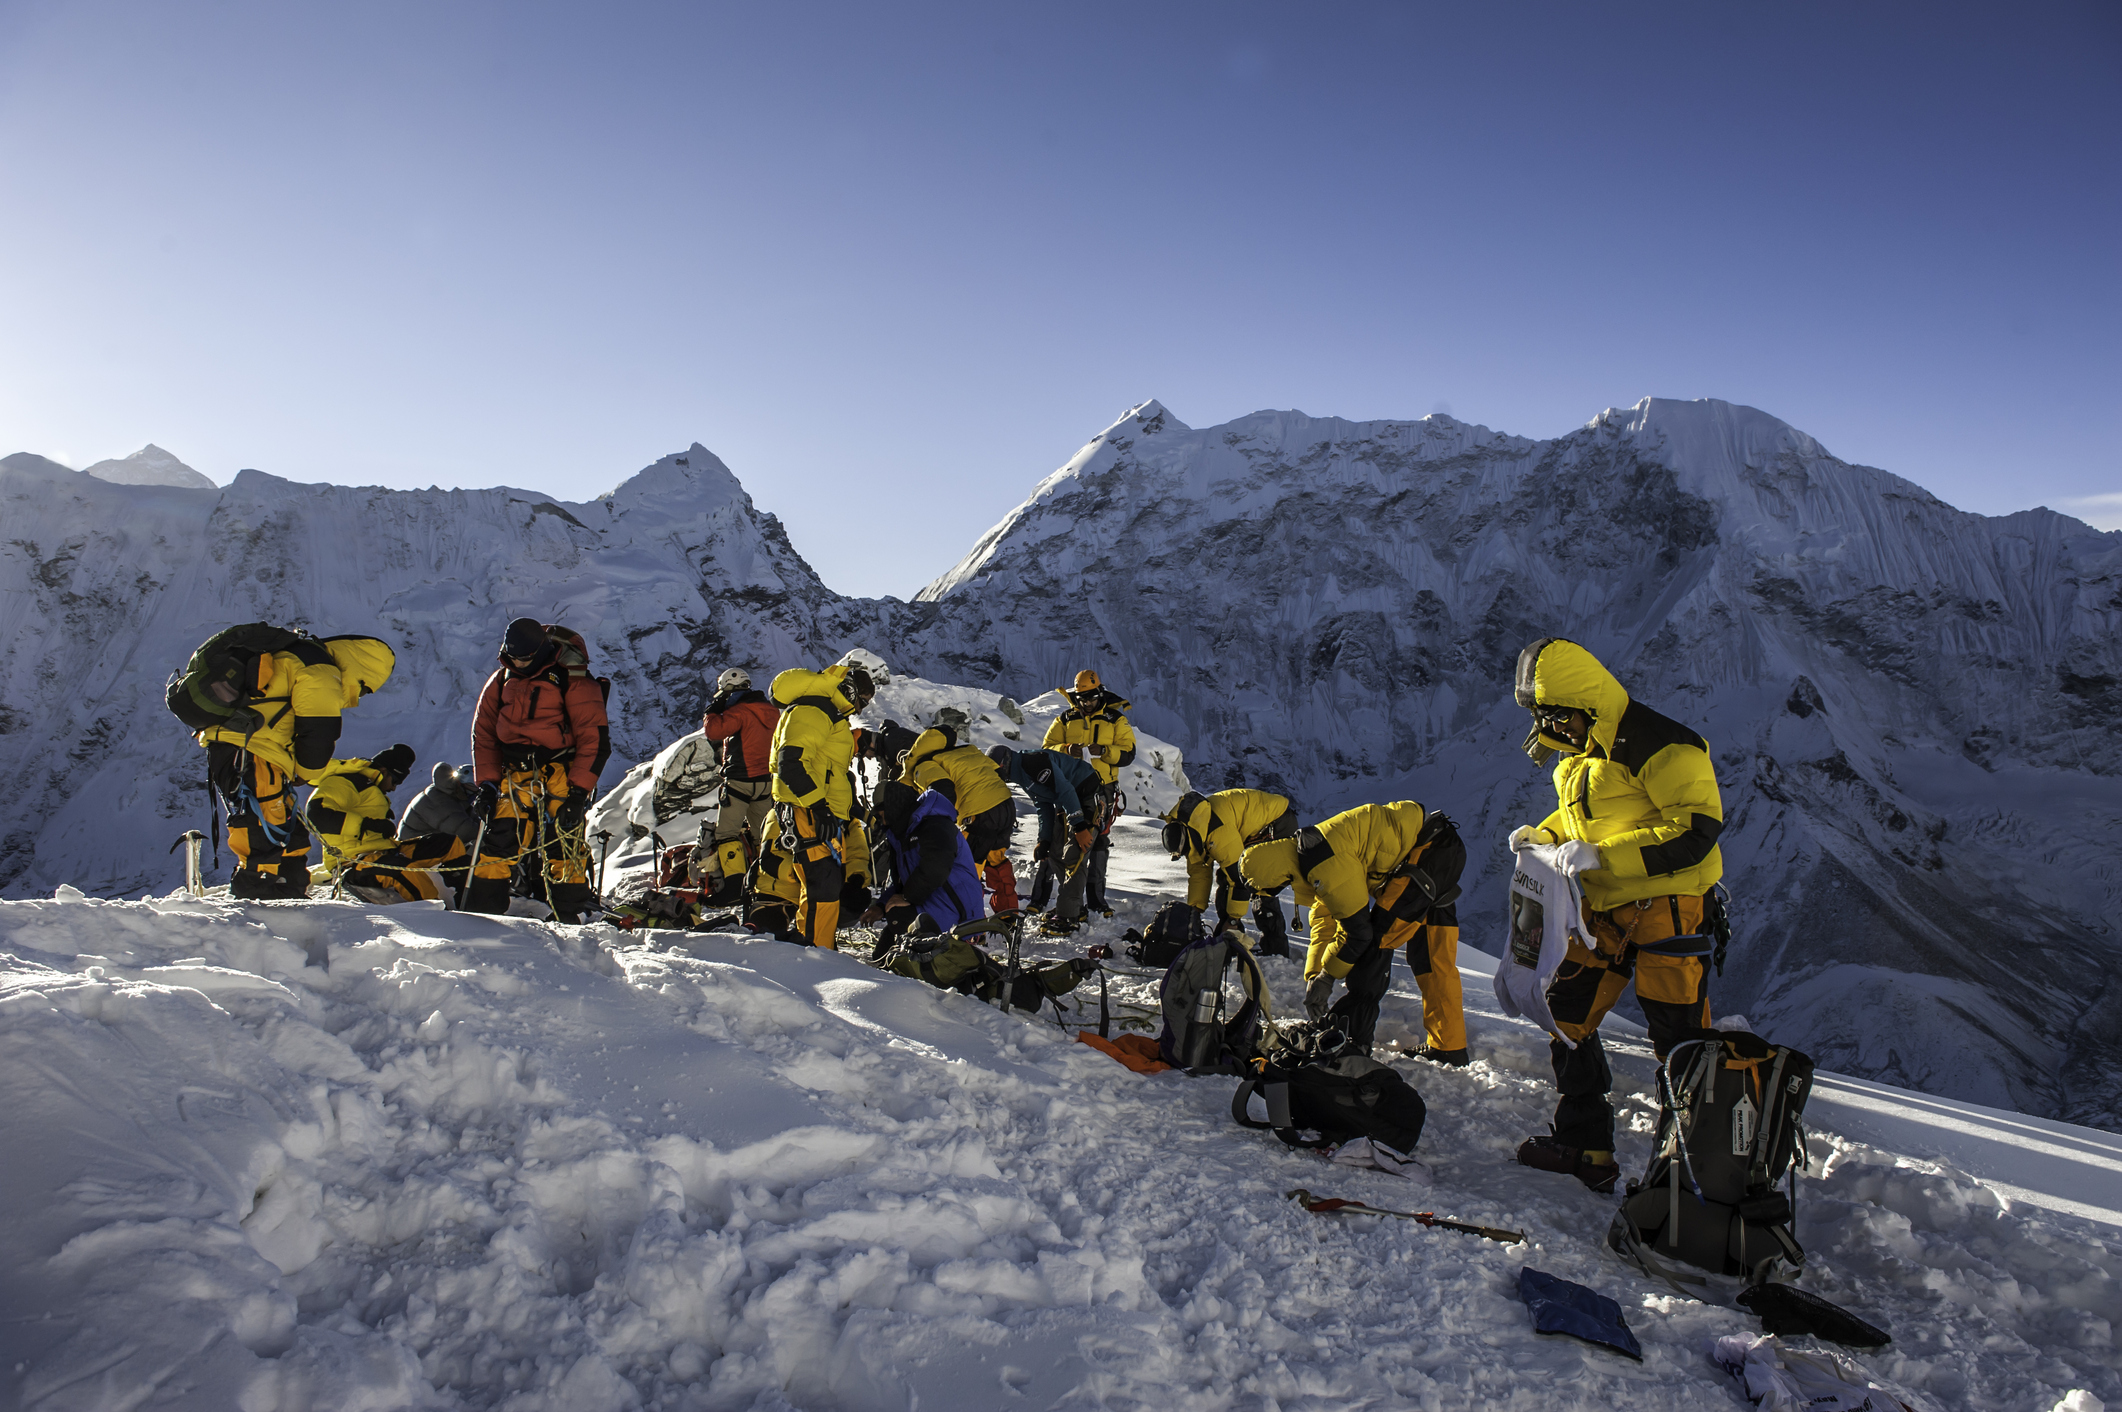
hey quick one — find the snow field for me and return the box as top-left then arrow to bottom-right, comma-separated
0,817 -> 2115,1409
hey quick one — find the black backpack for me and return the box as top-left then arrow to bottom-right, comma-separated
1609,1029 -> 1815,1289
1156,931 -> 1266,1072
1126,900 -> 1204,968
1232,1052 -> 1427,1158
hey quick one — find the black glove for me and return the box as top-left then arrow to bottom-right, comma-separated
555,787 -> 590,832
814,811 -> 846,844
1032,841 -> 1051,863
472,780 -> 499,822
707,691 -> 732,716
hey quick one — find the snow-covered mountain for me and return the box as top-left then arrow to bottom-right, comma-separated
4,397 -> 2119,1131
889,399 -> 2122,1130
80,442 -> 216,489
0,446 -> 859,901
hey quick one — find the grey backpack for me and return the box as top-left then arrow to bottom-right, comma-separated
1609,1029 -> 1816,1290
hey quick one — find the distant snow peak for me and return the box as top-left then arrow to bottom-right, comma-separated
80,442 -> 214,489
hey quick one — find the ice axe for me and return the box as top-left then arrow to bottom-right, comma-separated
168,830 -> 207,896
459,816 -> 489,911
1284,1189 -> 1525,1245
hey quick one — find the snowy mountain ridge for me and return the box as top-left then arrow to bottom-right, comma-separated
4,396 -> 2119,1131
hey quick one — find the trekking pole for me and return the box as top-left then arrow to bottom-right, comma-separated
594,829 -> 612,902
169,830 -> 207,896
1284,1189 -> 1526,1245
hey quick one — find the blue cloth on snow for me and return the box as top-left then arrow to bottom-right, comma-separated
1518,1267 -> 1643,1361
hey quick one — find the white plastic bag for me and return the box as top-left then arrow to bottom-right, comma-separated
1491,842 -> 1587,1047
1708,1333 -> 1938,1412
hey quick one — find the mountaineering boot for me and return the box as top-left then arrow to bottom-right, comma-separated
707,874 -> 745,907
1415,1046 -> 1470,1067
1516,1135 -> 1619,1193
231,866 -> 311,900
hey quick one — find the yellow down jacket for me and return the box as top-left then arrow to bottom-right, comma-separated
305,758 -> 402,864
901,732 -> 1012,820
196,636 -> 396,781
1041,690 -> 1136,785
1173,788 -> 1291,911
768,665 -> 860,820
1239,800 -> 1429,923
1518,640 -> 1724,910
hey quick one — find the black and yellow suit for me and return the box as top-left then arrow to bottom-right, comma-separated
1240,800 -> 1465,1054
1168,788 -> 1295,954
306,758 -> 465,903
768,664 -> 863,947
1516,637 -> 1725,1152
190,634 -> 396,897
902,726 -> 1021,913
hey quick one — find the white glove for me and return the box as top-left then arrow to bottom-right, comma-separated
1555,840 -> 1602,876
1507,825 -> 1547,852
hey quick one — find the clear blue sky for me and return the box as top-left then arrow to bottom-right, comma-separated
2,1 -> 2116,597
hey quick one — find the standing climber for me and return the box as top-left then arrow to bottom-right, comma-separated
1161,787 -> 1298,957
864,780 -> 988,943
1238,800 -> 1466,1058
1042,670 -> 1135,915
166,622 -> 397,899
466,619 -> 611,921
987,746 -> 1102,934
767,658 -> 876,948
701,667 -> 780,906
901,706 -> 1022,916
1509,637 -> 1725,1192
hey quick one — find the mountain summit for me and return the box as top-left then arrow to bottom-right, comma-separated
80,443 -> 215,489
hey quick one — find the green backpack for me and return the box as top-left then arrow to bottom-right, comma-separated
165,623 -> 310,733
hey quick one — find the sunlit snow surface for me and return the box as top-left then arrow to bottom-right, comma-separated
3,818 -> 2116,1410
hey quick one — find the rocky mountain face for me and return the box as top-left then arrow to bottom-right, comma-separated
885,399 -> 2122,1128
0,446 -> 858,903
4,398 -> 2118,1127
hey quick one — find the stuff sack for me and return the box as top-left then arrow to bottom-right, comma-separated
1232,1053 -> 1426,1159
874,931 -> 1085,1013
1491,842 -> 1585,1045
1157,931 -> 1267,1071
1609,1029 -> 1816,1289
1127,900 -> 1205,968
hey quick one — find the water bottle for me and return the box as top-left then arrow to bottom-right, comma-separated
1185,985 -> 1222,1069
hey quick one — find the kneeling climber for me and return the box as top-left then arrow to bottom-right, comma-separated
864,780 -> 987,943
307,745 -> 466,902
466,619 -> 611,921
1239,799 -> 1466,1060
166,622 -> 397,899
399,761 -> 482,899
1161,787 -> 1297,957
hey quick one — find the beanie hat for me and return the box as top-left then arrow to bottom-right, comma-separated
372,743 -> 416,780
502,617 -> 549,660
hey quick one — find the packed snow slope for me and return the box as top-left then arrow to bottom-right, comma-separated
3,816 -> 2117,1411
5,395 -> 2120,1129
890,399 -> 2122,1131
